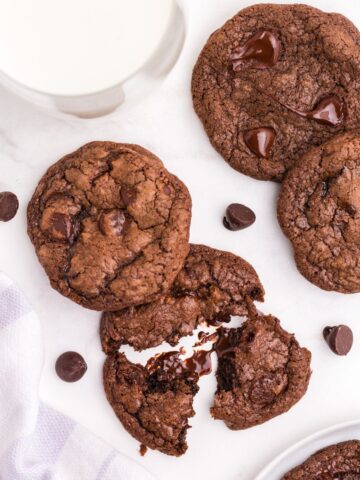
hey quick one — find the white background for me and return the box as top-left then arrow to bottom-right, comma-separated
0,1 -> 360,479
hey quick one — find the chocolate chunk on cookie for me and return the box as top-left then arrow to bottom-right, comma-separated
283,440 -> 360,479
211,309 -> 311,429
27,142 -> 191,311
278,130 -> 360,293
100,244 -> 264,353
103,351 -> 199,456
192,4 -> 360,181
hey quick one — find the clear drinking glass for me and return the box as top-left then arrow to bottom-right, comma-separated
0,0 -> 185,117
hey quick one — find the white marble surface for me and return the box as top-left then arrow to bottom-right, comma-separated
1,1 -> 360,479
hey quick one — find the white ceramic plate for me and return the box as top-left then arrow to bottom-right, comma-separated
255,420 -> 360,480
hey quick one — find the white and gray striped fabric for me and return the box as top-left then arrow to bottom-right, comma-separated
0,273 -> 156,480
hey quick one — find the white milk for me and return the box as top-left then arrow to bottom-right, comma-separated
0,0 -> 176,96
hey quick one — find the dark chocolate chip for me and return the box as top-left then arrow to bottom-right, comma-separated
323,325 -> 353,355
223,203 -> 256,231
231,31 -> 281,70
52,212 -> 73,240
55,351 -> 87,382
99,210 -> 126,236
120,186 -> 137,206
243,127 -> 276,158
307,95 -> 346,126
140,444 -> 148,456
288,95 -> 346,127
0,191 -> 19,222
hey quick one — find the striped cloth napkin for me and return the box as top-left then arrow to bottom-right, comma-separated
0,272 -> 156,480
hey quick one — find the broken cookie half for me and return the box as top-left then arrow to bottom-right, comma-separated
211,308 -> 312,429
103,351 -> 200,457
100,244 -> 265,353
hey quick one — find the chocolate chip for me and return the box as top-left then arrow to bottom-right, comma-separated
55,351 -> 87,382
121,186 -> 137,206
323,325 -> 353,355
140,444 -> 148,456
231,31 -> 281,70
52,212 -> 73,240
244,127 -> 276,158
223,203 -> 256,231
287,95 -> 346,127
308,95 -> 346,126
0,191 -> 19,222
99,210 -> 127,236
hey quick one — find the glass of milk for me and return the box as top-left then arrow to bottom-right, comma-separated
0,0 -> 184,117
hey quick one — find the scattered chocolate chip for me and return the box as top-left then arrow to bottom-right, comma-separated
0,191 -> 19,222
140,444 -> 148,456
231,30 -> 281,70
55,351 -> 87,382
120,185 -> 137,206
244,127 -> 276,158
323,325 -> 353,355
99,210 -> 127,236
223,203 -> 256,231
52,212 -> 73,240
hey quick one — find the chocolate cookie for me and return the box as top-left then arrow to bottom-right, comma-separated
192,4 -> 360,181
278,130 -> 360,293
100,244 -> 264,353
211,309 -> 311,429
28,142 -> 191,311
103,351 -> 199,456
283,440 -> 360,479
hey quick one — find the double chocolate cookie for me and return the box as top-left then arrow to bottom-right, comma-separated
278,130 -> 360,293
192,4 -> 360,181
103,351 -> 199,456
100,244 -> 264,353
28,142 -> 191,311
283,440 -> 360,479
211,309 -> 311,429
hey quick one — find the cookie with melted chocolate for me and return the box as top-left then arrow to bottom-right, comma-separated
278,130 -> 360,292
192,4 -> 360,181
103,351 -> 199,456
27,141 -> 191,311
211,309 -> 311,429
100,244 -> 264,353
283,440 -> 360,479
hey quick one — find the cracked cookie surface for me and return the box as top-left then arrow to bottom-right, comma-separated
278,130 -> 360,293
27,141 -> 191,311
100,244 -> 264,353
103,351 -> 199,456
211,309 -> 311,429
192,4 -> 360,181
283,440 -> 360,479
